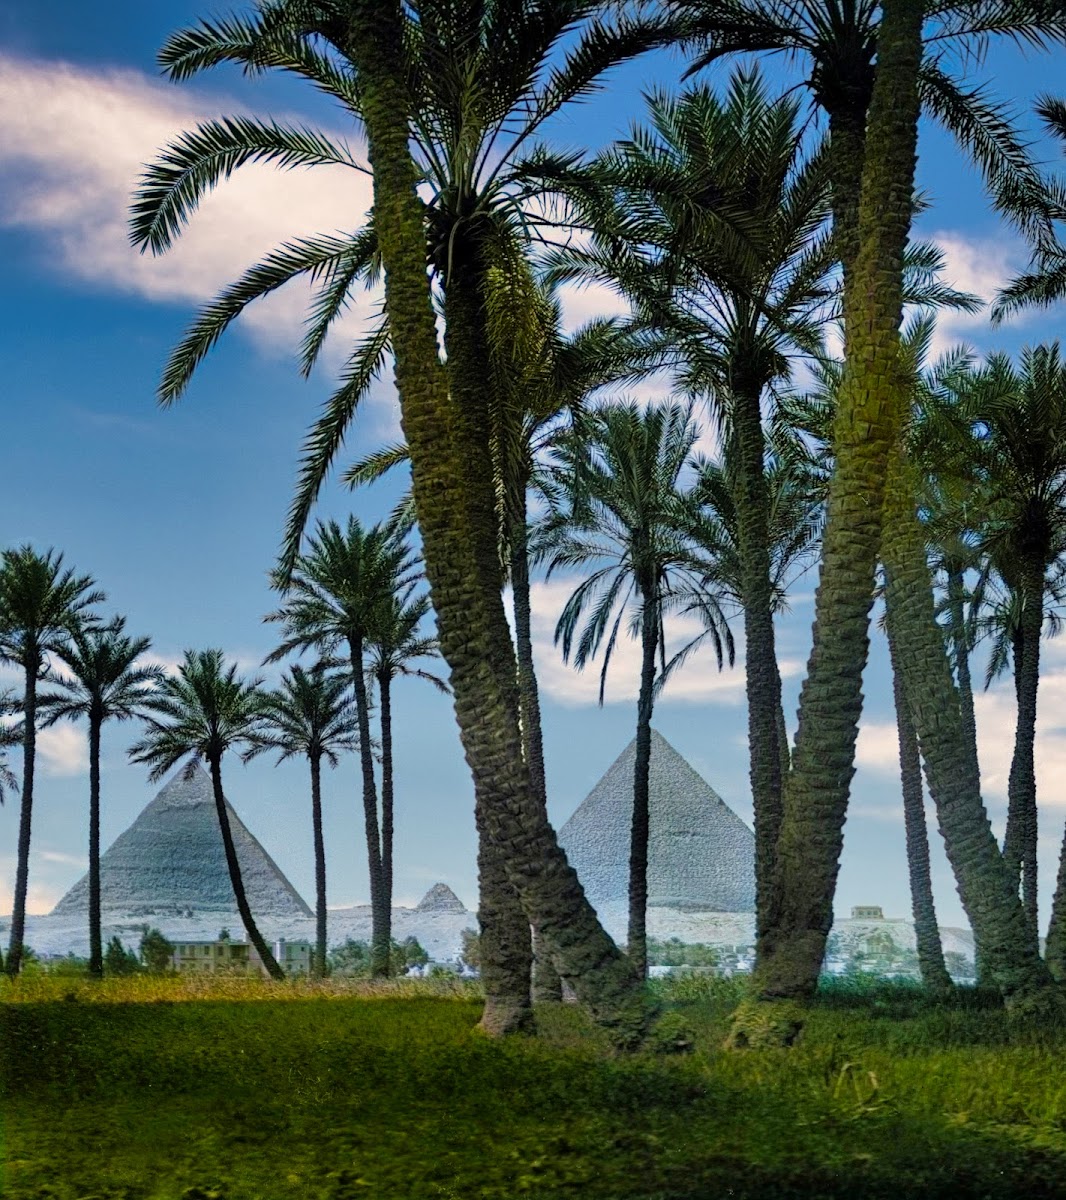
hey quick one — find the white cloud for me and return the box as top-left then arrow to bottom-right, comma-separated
36,725 -> 88,777
921,229 -> 1018,361
555,280 -> 631,334
40,850 -> 88,869
0,53 -> 376,366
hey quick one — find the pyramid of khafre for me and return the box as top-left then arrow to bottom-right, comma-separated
50,762 -> 312,919
558,729 -> 755,913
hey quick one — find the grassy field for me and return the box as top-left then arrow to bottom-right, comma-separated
3,974 -> 1066,1199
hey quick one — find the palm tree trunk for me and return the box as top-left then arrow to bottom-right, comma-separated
88,711 -> 103,980
729,381 -> 785,961
827,106 -> 869,287
346,0 -> 649,1046
349,635 -> 388,977
753,0 -> 926,1003
881,452 -> 1060,1017
946,566 -> 978,760
445,249 -> 536,1033
512,499 -> 560,1002
7,657 -> 38,976
1004,572 -> 1041,934
629,591 -> 659,981
1045,820 -> 1066,980
888,631 -> 952,993
379,670 -> 395,938
310,750 -> 327,978
208,755 -> 283,981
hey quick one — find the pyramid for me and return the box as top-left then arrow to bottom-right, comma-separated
50,762 -> 312,919
558,729 -> 755,913
415,882 -> 468,913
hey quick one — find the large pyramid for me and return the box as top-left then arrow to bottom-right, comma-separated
558,729 -> 755,913
51,762 -> 312,919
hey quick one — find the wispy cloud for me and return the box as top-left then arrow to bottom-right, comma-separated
36,725 -> 88,777
0,52 -> 375,366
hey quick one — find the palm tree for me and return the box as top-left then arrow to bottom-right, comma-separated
548,73 -> 833,957
668,0 -> 1063,282
133,0 -> 660,1043
0,546 -> 103,976
366,585 -> 448,921
536,400 -> 734,977
128,649 -> 283,979
265,515 -> 416,977
963,345 -> 1066,936
994,95 -> 1066,321
37,617 -> 163,979
248,665 -> 357,977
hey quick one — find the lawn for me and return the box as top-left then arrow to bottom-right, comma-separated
3,974 -> 1066,1199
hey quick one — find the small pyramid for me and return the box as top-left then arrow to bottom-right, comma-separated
415,882 -> 467,913
558,729 -> 755,913
50,762 -> 312,918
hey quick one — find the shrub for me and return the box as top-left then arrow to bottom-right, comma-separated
140,927 -> 175,974
104,937 -> 141,977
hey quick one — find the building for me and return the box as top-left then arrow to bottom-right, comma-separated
851,906 -> 885,920
171,938 -> 252,973
172,937 -> 312,976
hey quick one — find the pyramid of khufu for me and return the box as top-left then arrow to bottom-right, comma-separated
50,761 -> 312,919
558,729 -> 755,914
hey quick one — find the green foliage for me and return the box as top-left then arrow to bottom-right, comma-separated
3,983 -> 1066,1198
139,927 -> 175,974
459,928 -> 480,970
328,937 -> 429,977
103,937 -> 140,977
646,937 -> 721,969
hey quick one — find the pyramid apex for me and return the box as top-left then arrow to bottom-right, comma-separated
415,882 -> 467,913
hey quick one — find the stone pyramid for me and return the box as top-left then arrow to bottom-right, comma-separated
50,761 -> 312,919
415,882 -> 468,913
558,729 -> 755,913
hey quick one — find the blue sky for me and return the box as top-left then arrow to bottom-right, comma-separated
2,2 -> 1066,935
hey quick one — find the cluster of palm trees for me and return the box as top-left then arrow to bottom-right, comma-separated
109,0 -> 1066,1044
0,526 -> 445,981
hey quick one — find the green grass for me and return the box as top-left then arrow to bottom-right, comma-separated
2,974 -> 1066,1199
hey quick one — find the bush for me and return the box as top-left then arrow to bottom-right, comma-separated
459,928 -> 479,970
104,937 -> 140,977
327,936 -> 431,977
139,927 -> 175,974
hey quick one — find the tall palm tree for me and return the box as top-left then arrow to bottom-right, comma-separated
962,345 -> 1066,936
265,515 -> 416,977
994,95 -> 1066,320
128,649 -> 283,980
536,401 -> 734,977
248,664 -> 357,977
38,617 -> 163,979
366,585 -> 448,920
549,73 -> 834,956
0,547 -> 103,976
668,0 -> 1063,283
133,0 -> 659,1043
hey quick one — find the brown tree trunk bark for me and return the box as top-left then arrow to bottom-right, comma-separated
888,630 -> 952,993
349,635 -> 388,977
88,711 -> 103,980
1004,573 -> 1041,935
310,750 -> 327,978
7,657 -> 37,976
208,755 -> 284,980
347,0 -> 650,1047
512,506 -> 560,1002
881,453 -> 1061,1018
753,0 -> 926,1003
628,593 -> 659,981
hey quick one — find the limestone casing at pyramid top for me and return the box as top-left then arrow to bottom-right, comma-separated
558,728 -> 755,914
50,761 -> 313,919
